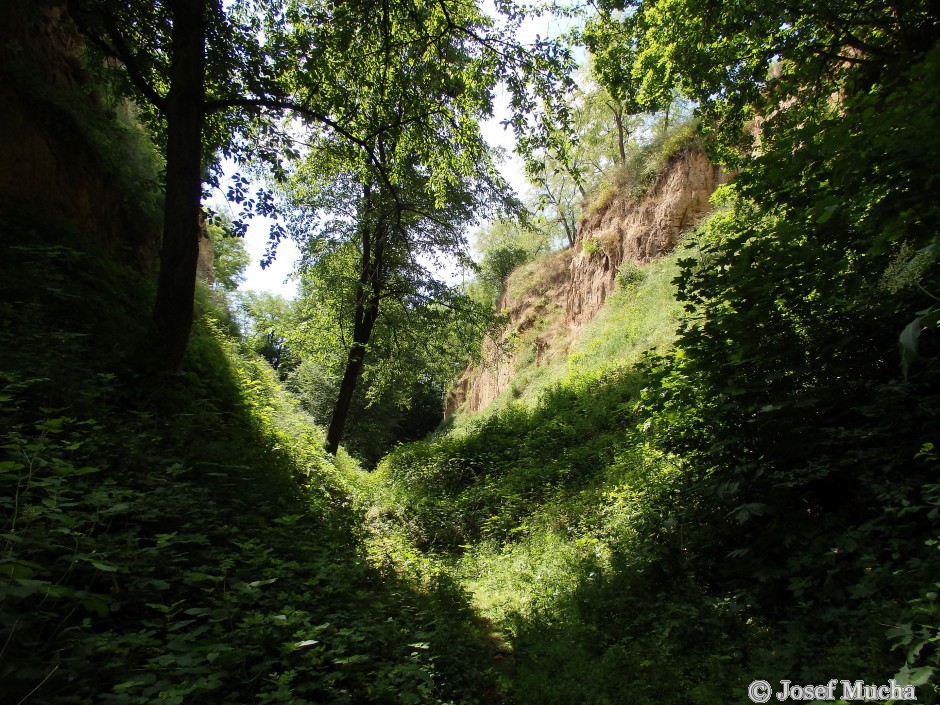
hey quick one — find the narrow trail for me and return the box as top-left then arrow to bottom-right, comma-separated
354,489 -> 519,705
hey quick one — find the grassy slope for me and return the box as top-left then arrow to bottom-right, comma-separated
354,246 -> 747,704
355,212 -> 940,704
456,246 -> 686,422
0,208 -> 498,704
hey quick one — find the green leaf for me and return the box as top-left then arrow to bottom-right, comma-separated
82,596 -> 111,617
895,664 -> 933,687
335,654 -> 370,664
816,205 -> 837,224
91,561 -> 119,572
900,305 -> 940,376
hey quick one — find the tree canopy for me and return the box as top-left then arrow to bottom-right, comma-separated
275,0 -> 516,453
67,0 -> 575,374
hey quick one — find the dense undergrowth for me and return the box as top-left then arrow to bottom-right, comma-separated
361,250 -> 940,703
0,210 -> 497,704
361,257 -> 753,705
355,50 -> 940,704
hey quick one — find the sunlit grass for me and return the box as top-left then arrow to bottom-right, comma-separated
567,249 -> 686,376
474,243 -> 687,419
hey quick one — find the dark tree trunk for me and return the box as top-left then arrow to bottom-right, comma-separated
325,220 -> 385,455
146,0 -> 206,373
562,216 -> 575,248
612,106 -> 627,165
324,328 -> 373,456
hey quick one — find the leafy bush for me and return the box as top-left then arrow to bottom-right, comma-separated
0,209 -> 498,705
615,261 -> 644,289
478,244 -> 532,301
469,217 -> 548,306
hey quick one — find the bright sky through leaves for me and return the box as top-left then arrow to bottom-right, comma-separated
229,2 -> 578,299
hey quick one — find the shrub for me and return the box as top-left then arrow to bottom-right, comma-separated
616,261 -> 644,289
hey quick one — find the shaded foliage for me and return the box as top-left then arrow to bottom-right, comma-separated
0,208 -> 499,705
361,12 -> 940,703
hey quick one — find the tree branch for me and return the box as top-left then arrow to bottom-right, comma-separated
204,96 -> 404,206
69,3 -> 167,111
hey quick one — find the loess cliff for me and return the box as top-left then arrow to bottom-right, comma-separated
447,147 -> 728,416
0,3 -> 160,271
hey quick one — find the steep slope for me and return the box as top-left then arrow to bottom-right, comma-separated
0,212 -> 500,704
447,146 -> 727,416
0,8 -> 499,701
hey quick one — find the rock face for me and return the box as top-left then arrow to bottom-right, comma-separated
447,248 -> 575,416
197,219 -> 215,285
445,147 -> 727,417
567,148 -> 724,329
0,3 -> 160,271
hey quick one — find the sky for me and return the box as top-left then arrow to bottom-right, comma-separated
223,4 -> 580,300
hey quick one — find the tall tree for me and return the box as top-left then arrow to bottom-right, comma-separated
289,236 -> 483,462
278,0 -> 521,454
70,0 -> 216,372
69,0 -> 574,374
285,169 -> 499,455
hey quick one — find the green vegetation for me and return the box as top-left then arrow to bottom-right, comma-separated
272,1 -> 520,456
567,255 -> 679,375
209,219 -> 251,293
467,219 -> 554,307
4,0 -> 940,703
361,375 -> 749,705
351,4 -> 940,703
358,196 -> 940,701
0,209 -> 498,705
239,267 -> 481,465
523,79 -> 644,248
